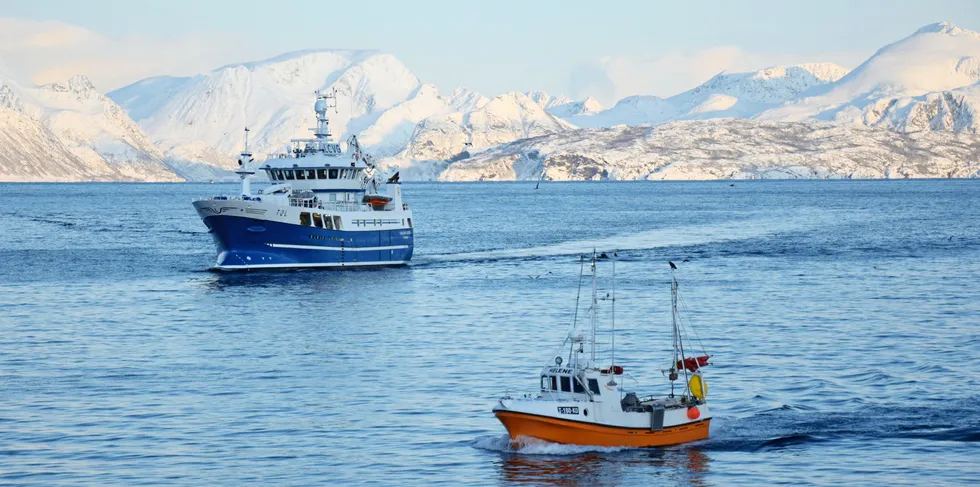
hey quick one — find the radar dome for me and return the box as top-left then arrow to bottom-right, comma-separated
314,98 -> 327,114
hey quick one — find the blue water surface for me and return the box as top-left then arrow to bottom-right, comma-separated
0,180 -> 978,486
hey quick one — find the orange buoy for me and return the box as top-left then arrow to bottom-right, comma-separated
687,406 -> 701,420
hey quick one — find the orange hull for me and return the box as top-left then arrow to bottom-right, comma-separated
495,411 -> 710,448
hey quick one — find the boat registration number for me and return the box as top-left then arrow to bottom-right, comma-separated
557,407 -> 579,415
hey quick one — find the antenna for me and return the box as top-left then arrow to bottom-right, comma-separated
235,126 -> 255,196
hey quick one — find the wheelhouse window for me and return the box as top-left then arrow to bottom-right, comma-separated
312,213 -> 323,228
324,215 -> 334,230
285,170 -> 295,180
317,169 -> 328,179
333,216 -> 342,230
588,379 -> 601,395
329,168 -> 339,179
550,376 -> 558,391
296,170 -> 306,180
560,376 -> 571,392
275,170 -> 284,180
299,212 -> 311,226
573,379 -> 586,394
306,169 -> 315,179
541,376 -> 549,390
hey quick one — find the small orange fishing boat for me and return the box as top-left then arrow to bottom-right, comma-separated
493,253 -> 712,448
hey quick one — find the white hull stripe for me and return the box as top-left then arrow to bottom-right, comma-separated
215,260 -> 408,270
265,243 -> 411,252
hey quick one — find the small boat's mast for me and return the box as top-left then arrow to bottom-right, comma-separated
672,274 -> 691,400
608,252 -> 618,386
590,251 -> 598,362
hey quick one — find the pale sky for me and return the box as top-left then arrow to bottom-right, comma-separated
1,0 -> 978,104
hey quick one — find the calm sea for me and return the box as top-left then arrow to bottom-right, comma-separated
1,180 -> 978,486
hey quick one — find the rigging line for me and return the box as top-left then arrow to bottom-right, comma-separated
677,293 -> 709,355
672,277 -> 692,399
611,251 -> 616,369
570,255 -> 585,329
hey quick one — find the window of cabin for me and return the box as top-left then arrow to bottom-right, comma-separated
560,376 -> 571,392
329,168 -> 339,179
324,215 -> 333,230
407,218 -> 413,228
285,170 -> 295,180
299,212 -> 311,226
573,378 -> 585,394
550,376 -> 558,391
306,169 -> 315,180
312,213 -> 323,228
317,169 -> 328,179
588,379 -> 600,395
333,216 -> 342,230
329,193 -> 337,202
541,376 -> 549,390
296,170 -> 306,180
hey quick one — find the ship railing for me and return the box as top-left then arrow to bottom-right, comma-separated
288,198 -> 371,212
201,195 -> 263,202
318,201 -> 371,212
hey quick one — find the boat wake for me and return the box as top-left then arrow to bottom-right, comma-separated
421,207 -> 854,265
473,434 -> 628,455
475,397 -> 980,456
700,397 -> 980,452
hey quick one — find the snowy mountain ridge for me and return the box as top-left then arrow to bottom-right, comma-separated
565,62 -> 849,128
433,120 -> 980,182
0,72 -> 177,182
6,21 -> 980,181
108,49 -> 425,180
397,91 -> 575,162
758,21 -> 980,133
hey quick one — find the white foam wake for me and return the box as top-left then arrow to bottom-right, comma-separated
424,207 -> 851,263
473,434 -> 629,455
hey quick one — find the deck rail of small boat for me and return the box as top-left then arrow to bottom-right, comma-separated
637,394 -> 704,408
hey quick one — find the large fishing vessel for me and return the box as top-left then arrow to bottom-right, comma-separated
493,255 -> 712,448
192,92 -> 413,270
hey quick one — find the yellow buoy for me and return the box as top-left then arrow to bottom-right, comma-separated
689,374 -> 707,400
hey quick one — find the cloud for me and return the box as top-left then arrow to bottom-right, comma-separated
570,46 -> 870,106
0,18 -> 272,92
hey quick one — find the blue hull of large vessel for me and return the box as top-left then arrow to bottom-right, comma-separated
203,215 -> 413,270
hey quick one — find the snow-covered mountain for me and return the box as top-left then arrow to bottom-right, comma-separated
109,49 -> 425,180
526,91 -> 574,110
566,63 -> 847,128
19,20 -> 959,183
436,120 -> 980,181
759,22 -> 980,133
397,91 -> 575,162
0,73 -> 177,182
